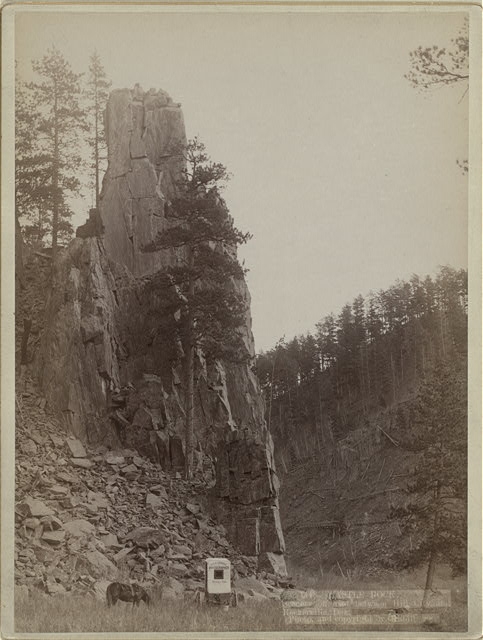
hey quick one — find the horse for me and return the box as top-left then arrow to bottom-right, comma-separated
106,582 -> 151,607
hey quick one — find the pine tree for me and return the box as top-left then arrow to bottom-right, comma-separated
84,51 -> 111,208
27,46 -> 86,256
316,314 -> 338,369
15,70 -> 52,249
144,138 -> 251,479
406,18 -> 469,173
389,361 -> 467,605
406,18 -> 468,90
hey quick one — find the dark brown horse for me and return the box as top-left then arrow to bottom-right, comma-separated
106,582 -> 150,607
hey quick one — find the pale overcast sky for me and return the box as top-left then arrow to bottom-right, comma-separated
14,8 -> 469,351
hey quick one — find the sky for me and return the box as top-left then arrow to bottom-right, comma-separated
14,7 -> 469,352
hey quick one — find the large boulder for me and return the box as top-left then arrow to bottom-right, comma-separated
66,437 -> 86,458
235,577 -> 273,598
21,497 -> 55,518
64,519 -> 96,539
92,580 -> 112,601
122,527 -> 165,549
79,550 -> 118,580
258,551 -> 288,577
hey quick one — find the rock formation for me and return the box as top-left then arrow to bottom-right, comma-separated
15,383 -> 286,599
33,86 -> 285,574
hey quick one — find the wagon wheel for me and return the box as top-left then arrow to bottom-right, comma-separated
231,590 -> 238,607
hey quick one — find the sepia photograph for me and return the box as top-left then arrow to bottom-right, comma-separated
1,2 -> 481,638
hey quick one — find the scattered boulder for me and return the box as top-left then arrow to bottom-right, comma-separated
168,576 -> 185,593
24,517 -> 41,530
120,464 -> 138,475
146,493 -> 164,509
41,530 -> 65,545
79,550 -> 117,580
70,458 -> 95,469
235,576 -> 273,598
149,485 -> 168,500
87,491 -> 109,509
64,519 -> 96,538
55,471 -> 79,484
15,379 -> 284,601
92,580 -> 112,601
172,544 -> 192,558
258,551 -> 288,577
185,502 -> 200,515
100,533 -> 119,548
50,485 -> 69,496
45,581 -> 67,596
150,544 -> 166,559
66,437 -> 87,458
33,546 -> 57,563
40,515 -> 63,531
123,527 -> 165,548
21,440 -> 38,456
30,431 -> 46,446
113,547 -> 134,563
105,452 -> 125,465
22,497 -> 54,518
169,562 -> 189,578
165,576 -> 184,597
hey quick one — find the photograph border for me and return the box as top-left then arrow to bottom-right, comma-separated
1,2 -> 481,638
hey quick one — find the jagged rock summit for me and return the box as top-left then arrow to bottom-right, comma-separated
32,85 -> 286,576
101,85 -> 186,275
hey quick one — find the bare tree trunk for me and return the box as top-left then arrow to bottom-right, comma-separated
20,318 -> 32,365
95,82 -> 100,209
365,345 -> 371,396
422,481 -> 441,608
390,351 -> 397,402
52,87 -> 59,259
37,206 -> 43,249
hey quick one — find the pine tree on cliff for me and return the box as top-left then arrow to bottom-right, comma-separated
144,138 -> 251,479
84,51 -> 111,209
27,46 -> 86,256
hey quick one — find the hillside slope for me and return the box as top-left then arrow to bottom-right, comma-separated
15,377 -> 286,600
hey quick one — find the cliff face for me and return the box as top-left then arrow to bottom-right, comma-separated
34,86 -> 285,574
101,86 -> 186,276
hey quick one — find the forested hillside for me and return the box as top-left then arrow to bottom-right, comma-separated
257,266 -> 466,444
256,266 -> 467,580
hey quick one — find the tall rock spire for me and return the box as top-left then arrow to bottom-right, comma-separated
101,86 -> 186,275
34,85 -> 286,576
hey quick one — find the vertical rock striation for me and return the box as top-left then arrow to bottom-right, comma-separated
35,86 -> 285,573
101,86 -> 186,276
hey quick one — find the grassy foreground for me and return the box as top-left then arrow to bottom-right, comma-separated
15,587 -> 467,634
15,591 -> 286,633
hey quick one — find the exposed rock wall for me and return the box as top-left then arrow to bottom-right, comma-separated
34,238 -> 125,441
34,86 -> 285,572
101,86 -> 186,276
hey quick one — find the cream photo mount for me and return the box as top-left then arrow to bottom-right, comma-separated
1,2 -> 481,639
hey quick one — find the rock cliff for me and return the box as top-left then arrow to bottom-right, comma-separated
34,86 -> 285,574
